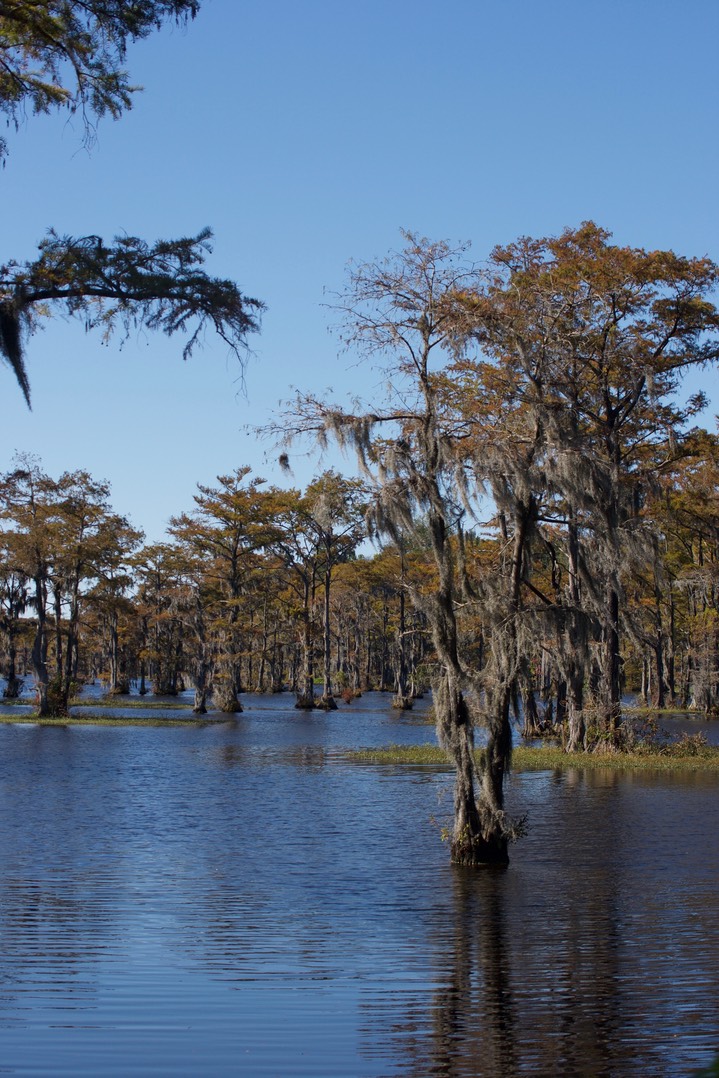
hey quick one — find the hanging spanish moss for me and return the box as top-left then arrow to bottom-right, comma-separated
0,300 -> 30,407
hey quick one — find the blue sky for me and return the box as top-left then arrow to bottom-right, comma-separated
2,0 -> 718,540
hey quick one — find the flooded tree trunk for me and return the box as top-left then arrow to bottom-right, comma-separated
51,580 -> 82,717
213,673 -> 243,713
296,577 -> 316,709
378,600 -> 392,691
319,567 -> 337,710
392,562 -> 412,710
667,591 -> 676,704
429,501 -> 513,868
255,596 -> 270,692
107,611 -> 129,694
192,652 -> 212,714
653,642 -> 667,709
478,688 -> 512,865
3,632 -> 22,698
108,612 -> 119,690
435,673 -> 509,868
604,588 -> 622,739
565,669 -> 586,752
31,573 -> 50,717
52,587 -> 63,678
563,515 -> 587,752
521,690 -> 540,737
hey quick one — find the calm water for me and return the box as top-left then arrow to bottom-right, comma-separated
0,693 -> 717,1076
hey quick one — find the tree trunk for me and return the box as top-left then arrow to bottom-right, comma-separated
213,678 -> 243,712
31,573 -> 52,716
296,577 -> 316,708
392,571 -> 412,710
319,566 -> 336,709
653,642 -> 667,709
428,495 -> 514,867
667,590 -> 676,704
3,629 -> 22,698
565,669 -> 585,752
435,673 -> 509,867
604,588 -> 622,738
521,689 -> 540,737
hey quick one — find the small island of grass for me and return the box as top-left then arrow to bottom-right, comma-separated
347,742 -> 719,773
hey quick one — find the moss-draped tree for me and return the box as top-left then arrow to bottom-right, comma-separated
0,229 -> 264,406
455,222 -> 719,743
272,231 -> 519,865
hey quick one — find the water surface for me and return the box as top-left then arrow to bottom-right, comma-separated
0,695 -> 717,1075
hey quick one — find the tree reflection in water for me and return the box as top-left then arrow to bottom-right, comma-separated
364,766 -> 719,1077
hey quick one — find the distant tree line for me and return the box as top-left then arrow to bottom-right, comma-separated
2,409 -> 719,737
0,459 -> 433,717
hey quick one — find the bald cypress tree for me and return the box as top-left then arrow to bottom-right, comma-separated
458,222 -> 719,744
273,232 -> 520,865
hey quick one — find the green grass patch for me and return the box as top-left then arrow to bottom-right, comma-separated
69,696 -> 195,710
346,743 -> 719,772
0,696 -> 227,725
0,713 -> 202,727
625,704 -> 711,717
1,695 -> 197,712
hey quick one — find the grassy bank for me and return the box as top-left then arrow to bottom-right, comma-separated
69,697 -> 195,710
347,743 -> 719,772
0,696 -> 225,727
0,712 -> 213,727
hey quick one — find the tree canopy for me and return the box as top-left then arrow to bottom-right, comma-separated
0,228 -> 264,405
0,2 -> 264,405
0,0 -> 199,160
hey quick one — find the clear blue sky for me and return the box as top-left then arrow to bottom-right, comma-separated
2,0 -> 718,541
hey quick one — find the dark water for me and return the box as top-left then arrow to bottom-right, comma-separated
0,695 -> 717,1076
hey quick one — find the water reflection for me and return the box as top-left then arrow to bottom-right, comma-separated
424,869 -> 518,1078
365,766 -> 719,1077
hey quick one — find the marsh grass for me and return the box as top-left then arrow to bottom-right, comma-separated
0,714 -> 201,727
0,695 -> 219,726
347,743 -> 719,772
69,697 -> 195,710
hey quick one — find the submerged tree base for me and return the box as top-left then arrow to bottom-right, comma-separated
295,694 -> 316,710
213,689 -> 243,713
392,694 -> 413,711
108,680 -> 131,696
451,831 -> 509,868
3,677 -> 23,699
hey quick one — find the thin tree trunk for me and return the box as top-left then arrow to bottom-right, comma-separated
31,573 -> 50,717
295,576 -> 316,708
319,566 -> 337,709
604,588 -> 622,737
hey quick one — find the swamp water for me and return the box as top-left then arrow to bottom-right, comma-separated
0,693 -> 717,1076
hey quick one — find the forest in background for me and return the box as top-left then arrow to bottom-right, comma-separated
2,399 -> 718,730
